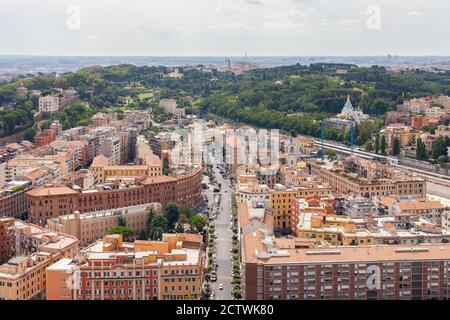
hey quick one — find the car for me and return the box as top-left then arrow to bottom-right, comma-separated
210,275 -> 217,282
214,232 -> 218,238
218,283 -> 224,290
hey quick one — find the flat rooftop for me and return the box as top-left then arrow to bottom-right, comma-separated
243,231 -> 450,264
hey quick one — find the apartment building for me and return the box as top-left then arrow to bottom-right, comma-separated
98,136 -> 121,165
0,218 -> 78,300
91,112 -> 114,127
310,159 -> 426,198
380,124 -> 420,150
35,129 -> 57,147
46,233 -> 204,300
39,96 -> 60,113
291,200 -> 373,246
47,203 -> 162,246
398,97 -> 433,114
242,231 -> 450,300
26,166 -> 203,226
91,152 -> 162,183
379,196 -> 445,222
159,99 -> 186,118
0,181 -> 31,218
269,183 -> 332,231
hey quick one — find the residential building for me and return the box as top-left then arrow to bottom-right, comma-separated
242,231 -> 450,300
46,233 -> 204,300
0,218 -> 78,300
310,158 -> 426,198
39,96 -> 60,113
47,203 -> 162,246
26,166 -> 203,226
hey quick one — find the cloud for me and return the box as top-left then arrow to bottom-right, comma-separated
216,4 -> 246,16
408,11 -> 424,16
338,19 -> 358,24
222,21 -> 251,29
262,21 -> 306,31
284,8 -> 317,19
244,0 -> 264,6
320,18 -> 335,27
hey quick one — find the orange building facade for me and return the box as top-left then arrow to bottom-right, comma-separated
26,166 -> 203,226
46,233 -> 205,300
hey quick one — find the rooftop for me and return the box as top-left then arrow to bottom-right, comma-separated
243,231 -> 450,264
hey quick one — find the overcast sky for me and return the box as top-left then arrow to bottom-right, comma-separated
0,0 -> 449,56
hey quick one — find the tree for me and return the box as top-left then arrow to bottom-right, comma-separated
392,137 -> 400,156
180,207 -> 194,219
137,230 -> 148,240
165,202 -> 180,230
324,149 -> 336,158
117,215 -> 127,227
437,155 -> 448,164
175,223 -> 185,234
40,120 -> 51,130
178,213 -> 189,224
189,215 -> 207,233
432,138 -> 448,161
364,140 -> 373,152
374,134 -> 380,154
107,226 -> 133,239
445,136 -> 450,148
356,120 -> 376,145
163,158 -> 170,175
380,135 -> 386,155
23,128 -> 36,142
147,209 -> 169,241
416,138 -> 428,161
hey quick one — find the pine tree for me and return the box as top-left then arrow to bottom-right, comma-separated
416,138 -> 428,161
380,135 -> 386,155
375,134 -> 380,154
392,137 -> 400,156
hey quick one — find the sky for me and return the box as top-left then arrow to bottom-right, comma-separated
0,0 -> 449,56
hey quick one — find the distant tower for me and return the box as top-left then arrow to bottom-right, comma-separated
286,138 -> 297,168
225,59 -> 231,70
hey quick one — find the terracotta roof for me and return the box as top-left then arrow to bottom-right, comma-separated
24,168 -> 46,181
144,153 -> 162,166
140,175 -> 177,185
398,199 -> 444,211
238,201 -> 250,228
27,186 -> 78,197
91,155 -> 109,166
379,196 -> 397,207
104,165 -> 149,171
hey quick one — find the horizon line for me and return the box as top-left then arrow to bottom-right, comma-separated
1,54 -> 450,58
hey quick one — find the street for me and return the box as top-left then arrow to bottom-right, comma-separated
203,164 -> 234,300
